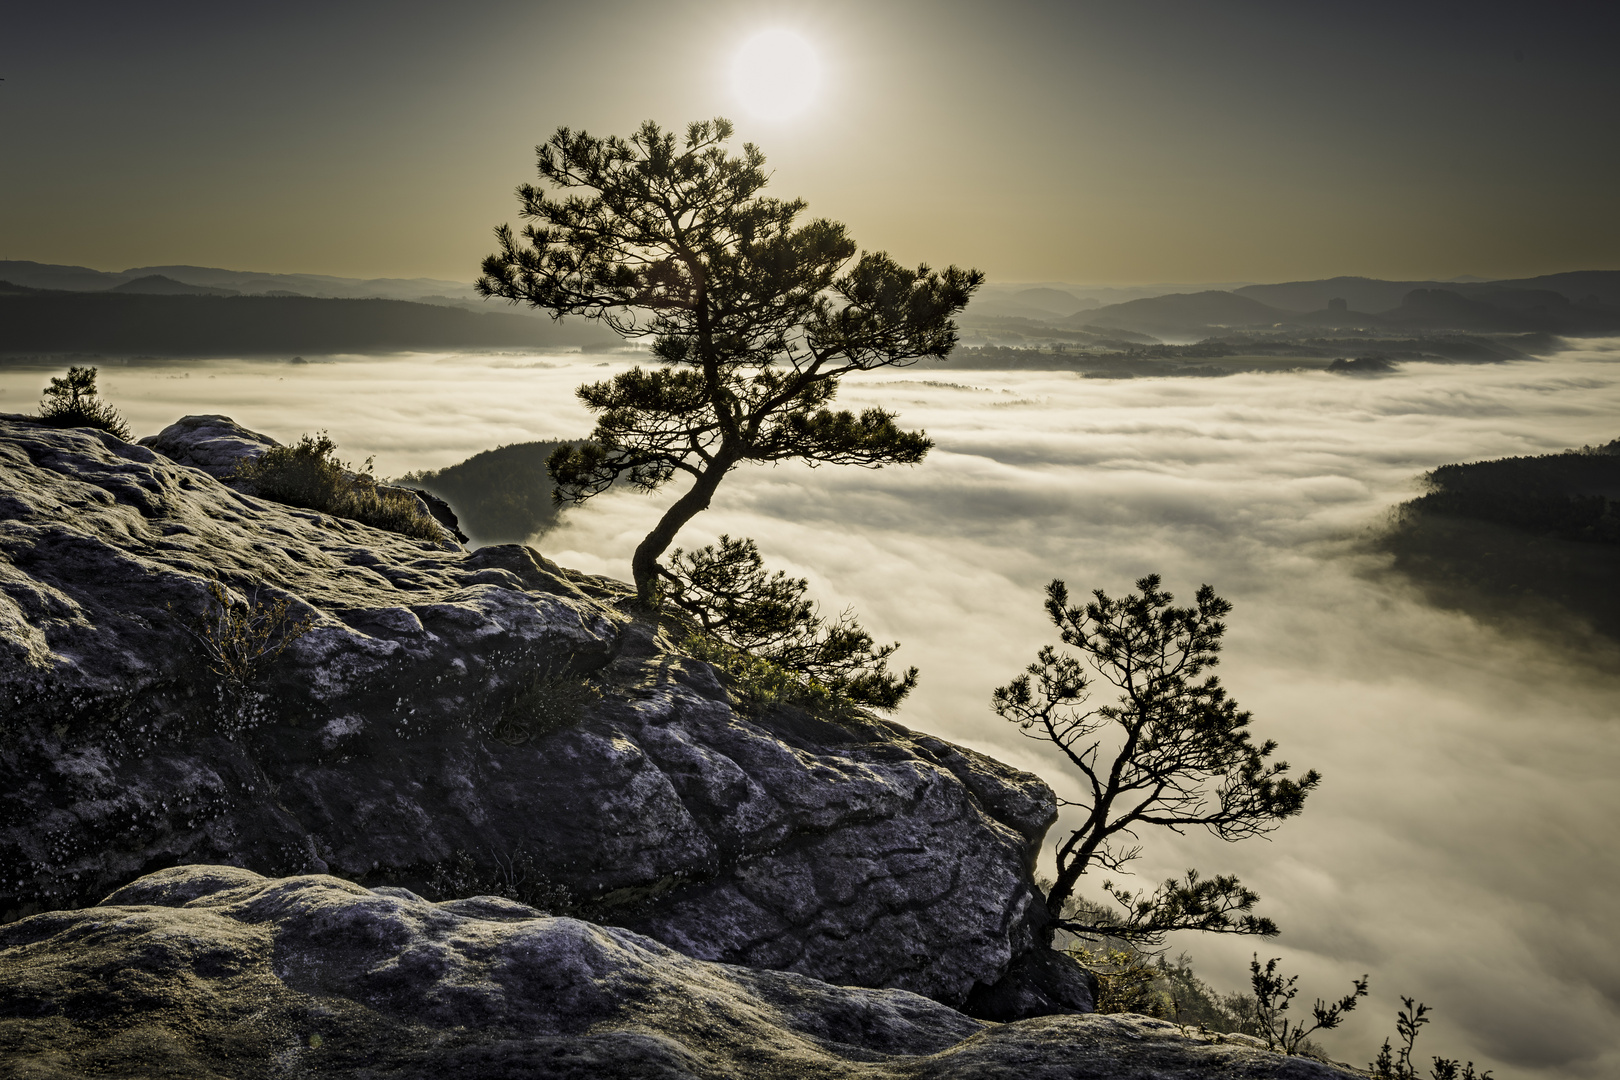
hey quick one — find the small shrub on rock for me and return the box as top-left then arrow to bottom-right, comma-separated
1070,944 -> 1176,1018
1371,998 -> 1493,1080
489,658 -> 601,745
1248,954 -> 1367,1055
37,366 -> 130,440
173,579 -> 313,735
232,432 -> 445,542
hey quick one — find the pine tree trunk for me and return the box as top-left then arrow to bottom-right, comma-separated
629,458 -> 736,604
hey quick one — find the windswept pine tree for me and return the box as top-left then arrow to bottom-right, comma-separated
478,118 -> 981,602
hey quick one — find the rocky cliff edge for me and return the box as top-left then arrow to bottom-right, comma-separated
0,864 -> 1361,1079
1,414 -> 1076,1015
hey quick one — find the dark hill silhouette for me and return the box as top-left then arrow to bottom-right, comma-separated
1235,276 -> 1444,313
1381,440 -> 1620,644
397,440 -> 576,546
0,260 -> 127,293
1074,290 -> 1285,336
0,290 -> 619,353
1010,287 -> 1096,314
105,274 -> 240,297
1379,289 -> 1542,332
0,260 -> 480,303
1478,270 -> 1620,309
1378,288 -> 1620,333
1236,271 -> 1620,313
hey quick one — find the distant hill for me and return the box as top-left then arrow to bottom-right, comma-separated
1077,290 -> 1286,337
1476,271 -> 1620,309
0,290 -> 620,353
1381,440 -> 1620,644
965,289 -> 1097,322
1378,288 -> 1620,334
398,440 -> 575,546
1047,277 -> 1620,339
1237,271 -> 1620,315
0,260 -> 481,304
1010,287 -> 1096,315
105,274 -> 240,297
1235,276 -> 1444,313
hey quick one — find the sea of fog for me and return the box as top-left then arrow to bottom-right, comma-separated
4,342 -> 1618,1078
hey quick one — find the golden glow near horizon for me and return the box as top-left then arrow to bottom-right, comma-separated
4,4 -> 1615,284
731,30 -> 820,122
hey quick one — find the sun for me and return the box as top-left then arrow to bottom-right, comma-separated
731,30 -> 821,121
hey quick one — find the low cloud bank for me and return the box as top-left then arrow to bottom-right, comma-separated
9,342 -> 1618,1077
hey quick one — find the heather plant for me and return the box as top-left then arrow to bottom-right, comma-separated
488,656 -> 601,745
1248,954 -> 1368,1055
232,432 -> 445,542
37,365 -> 130,440
428,848 -> 573,914
173,579 -> 313,735
1371,998 -> 1494,1080
1070,943 -> 1177,1018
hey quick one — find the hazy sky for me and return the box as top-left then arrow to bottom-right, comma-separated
4,1 -> 1617,284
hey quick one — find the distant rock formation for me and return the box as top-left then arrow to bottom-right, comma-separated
0,864 -> 1360,1079
0,414 -> 1082,1017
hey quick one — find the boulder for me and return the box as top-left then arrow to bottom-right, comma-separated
0,866 -> 1362,1079
0,416 -> 1072,1013
136,412 -> 279,478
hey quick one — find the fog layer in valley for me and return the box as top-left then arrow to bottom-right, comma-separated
6,342 -> 1617,1078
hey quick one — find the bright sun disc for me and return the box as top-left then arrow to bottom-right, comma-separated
731,30 -> 820,121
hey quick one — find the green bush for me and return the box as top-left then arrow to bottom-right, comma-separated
233,433 -> 446,542
681,632 -> 845,717
663,535 -> 917,712
1070,944 -> 1177,1019
37,366 -> 131,440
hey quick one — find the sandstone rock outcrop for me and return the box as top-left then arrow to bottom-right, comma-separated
136,412 -> 280,478
0,866 -> 1362,1079
0,415 -> 1074,1014
138,413 -> 468,543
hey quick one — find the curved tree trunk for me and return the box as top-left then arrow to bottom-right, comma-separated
629,457 -> 737,604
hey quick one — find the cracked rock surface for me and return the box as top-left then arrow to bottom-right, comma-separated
0,866 -> 1362,1080
0,416 -> 1072,1013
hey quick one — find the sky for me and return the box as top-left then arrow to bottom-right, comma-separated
6,343 -> 1617,1079
4,1 -> 1618,285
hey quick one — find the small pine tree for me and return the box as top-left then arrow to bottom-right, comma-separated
38,366 -> 131,440
663,534 -> 916,710
995,575 -> 1320,945
479,118 -> 981,603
